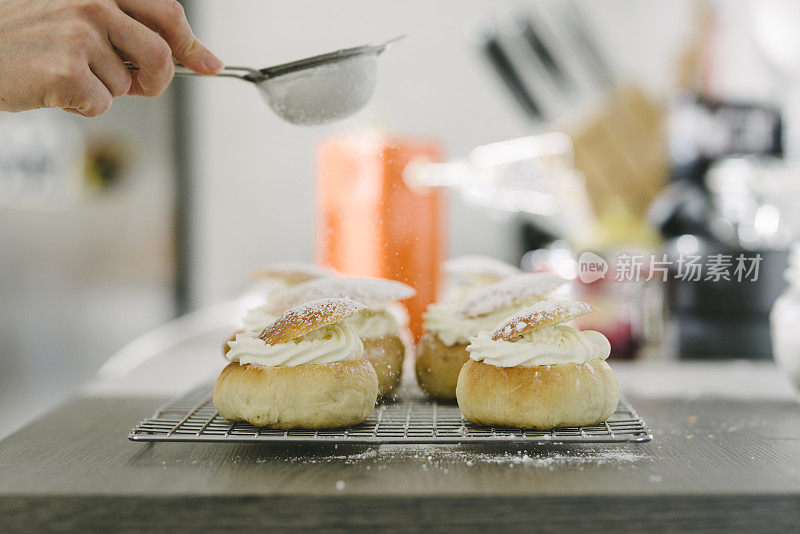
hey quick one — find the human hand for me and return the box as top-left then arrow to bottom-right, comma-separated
0,0 -> 222,116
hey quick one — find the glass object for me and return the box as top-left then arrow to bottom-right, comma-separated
405,132 -> 595,242
315,133 -> 445,341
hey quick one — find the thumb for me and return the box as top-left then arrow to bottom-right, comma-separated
174,36 -> 223,75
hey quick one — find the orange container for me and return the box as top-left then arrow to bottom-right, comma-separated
315,133 -> 445,341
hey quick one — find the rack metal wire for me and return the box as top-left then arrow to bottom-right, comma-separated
129,385 -> 652,444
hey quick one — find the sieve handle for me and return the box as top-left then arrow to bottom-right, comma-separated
125,61 -> 261,82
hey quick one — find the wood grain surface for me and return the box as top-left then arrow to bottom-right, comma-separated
1,390 -> 799,532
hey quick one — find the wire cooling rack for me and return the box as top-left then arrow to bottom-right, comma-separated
129,385 -> 652,444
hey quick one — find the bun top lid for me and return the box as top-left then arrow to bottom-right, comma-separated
259,297 -> 366,345
268,277 -> 415,314
250,262 -> 336,285
443,255 -> 520,281
457,272 -> 567,318
491,299 -> 598,341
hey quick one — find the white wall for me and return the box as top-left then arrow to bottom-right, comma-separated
187,0 -> 692,308
0,97 -> 175,436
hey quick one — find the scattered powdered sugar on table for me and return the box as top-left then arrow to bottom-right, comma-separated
270,277 -> 415,313
275,445 -> 645,470
458,273 -> 567,318
458,449 -> 643,468
492,299 -> 597,340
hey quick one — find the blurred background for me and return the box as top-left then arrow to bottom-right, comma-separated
3,0 -> 800,436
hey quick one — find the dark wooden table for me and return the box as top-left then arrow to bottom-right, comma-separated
1,360 -> 799,533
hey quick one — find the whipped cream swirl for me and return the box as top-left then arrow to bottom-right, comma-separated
423,304 -> 513,346
226,323 -> 363,367
347,308 -> 399,339
467,325 -> 610,367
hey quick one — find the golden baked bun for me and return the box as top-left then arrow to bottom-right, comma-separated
255,279 -> 413,397
456,359 -> 620,429
415,332 -> 469,400
214,360 -> 378,429
363,335 -> 405,397
216,297 -> 377,429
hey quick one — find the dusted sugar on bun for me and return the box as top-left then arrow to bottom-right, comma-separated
444,255 -> 520,281
217,297 -> 378,428
441,256 -> 519,304
240,263 -> 335,331
250,262 -> 336,285
214,360 -> 378,429
261,280 -> 412,392
259,297 -> 366,345
457,299 -> 618,429
268,277 -> 415,315
491,299 -> 598,341
443,255 -> 520,297
245,277 -> 409,339
424,274 -> 566,347
467,326 -> 610,368
418,274 -> 566,401
457,273 -> 567,319
456,359 -> 619,429
267,276 -> 413,339
418,274 -> 562,400
468,300 -> 609,368
227,299 -> 366,369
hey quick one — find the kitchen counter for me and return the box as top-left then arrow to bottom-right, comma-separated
1,325 -> 799,532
